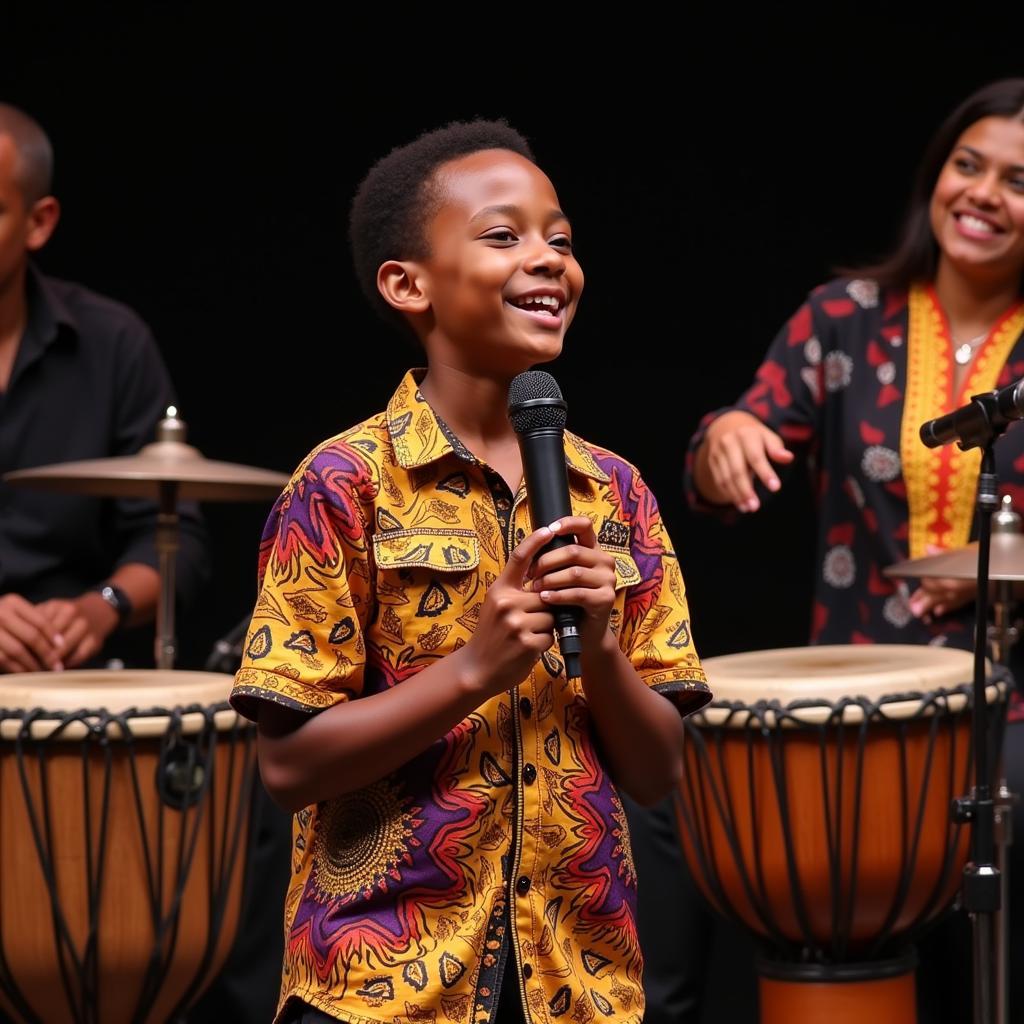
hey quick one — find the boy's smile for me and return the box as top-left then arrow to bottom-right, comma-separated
505,284 -> 567,328
413,148 -> 584,374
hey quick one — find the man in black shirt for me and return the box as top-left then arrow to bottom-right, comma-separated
0,102 -> 206,670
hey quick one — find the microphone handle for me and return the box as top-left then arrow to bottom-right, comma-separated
518,427 -> 583,678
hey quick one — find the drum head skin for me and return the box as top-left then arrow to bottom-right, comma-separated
696,645 -> 999,726
702,644 -> 975,704
0,670 -> 238,740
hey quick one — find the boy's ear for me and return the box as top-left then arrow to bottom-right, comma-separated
377,260 -> 430,315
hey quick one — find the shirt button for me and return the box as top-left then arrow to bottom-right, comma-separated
522,963 -> 533,980
519,697 -> 532,718
522,763 -> 537,785
515,527 -> 525,543
516,875 -> 531,895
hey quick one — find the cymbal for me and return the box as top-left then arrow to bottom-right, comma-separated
884,533 -> 1024,582
3,439 -> 289,501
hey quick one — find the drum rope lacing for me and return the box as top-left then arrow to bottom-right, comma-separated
0,702 -> 257,1024
678,674 -> 1010,971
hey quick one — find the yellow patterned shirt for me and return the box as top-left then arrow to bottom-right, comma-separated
231,371 -> 710,1024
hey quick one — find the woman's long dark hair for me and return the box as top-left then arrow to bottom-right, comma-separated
852,78 -> 1024,290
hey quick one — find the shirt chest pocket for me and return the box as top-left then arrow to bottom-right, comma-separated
372,528 -> 482,651
599,543 -> 642,645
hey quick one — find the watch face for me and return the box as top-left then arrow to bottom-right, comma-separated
97,584 -> 130,621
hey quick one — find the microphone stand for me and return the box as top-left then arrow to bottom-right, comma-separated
938,392 -> 1012,1024
986,495 -> 1019,1024
990,585 -> 1017,1024
953,440 -> 1000,1024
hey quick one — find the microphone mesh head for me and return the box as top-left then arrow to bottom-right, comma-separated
508,371 -> 567,433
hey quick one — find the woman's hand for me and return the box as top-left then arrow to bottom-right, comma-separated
698,411 -> 794,512
908,547 -> 978,621
908,579 -> 977,622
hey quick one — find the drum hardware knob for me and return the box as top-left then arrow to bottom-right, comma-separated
992,494 -> 1022,534
156,405 -> 186,443
158,741 -> 207,809
953,795 -> 977,824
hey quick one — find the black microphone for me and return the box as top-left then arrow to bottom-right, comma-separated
508,370 -> 583,680
920,377 -> 1024,450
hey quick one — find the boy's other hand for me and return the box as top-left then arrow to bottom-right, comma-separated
461,525 -> 557,696
528,516 -> 616,648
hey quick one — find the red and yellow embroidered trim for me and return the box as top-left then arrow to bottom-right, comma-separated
901,284 -> 1024,559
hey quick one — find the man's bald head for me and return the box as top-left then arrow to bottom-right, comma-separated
0,104 -> 53,205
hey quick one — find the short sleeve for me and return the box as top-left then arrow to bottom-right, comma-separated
619,473 -> 711,716
230,444 -> 373,722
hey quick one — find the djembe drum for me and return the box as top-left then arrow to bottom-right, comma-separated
676,645 -> 1007,1024
0,670 -> 258,1024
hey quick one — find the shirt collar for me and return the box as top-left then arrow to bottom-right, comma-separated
24,264 -> 78,351
386,369 -> 609,483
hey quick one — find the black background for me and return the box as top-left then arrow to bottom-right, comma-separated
4,13 -> 1024,1024
3,16 -> 1023,669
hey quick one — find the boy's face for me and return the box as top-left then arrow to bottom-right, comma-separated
415,149 -> 584,375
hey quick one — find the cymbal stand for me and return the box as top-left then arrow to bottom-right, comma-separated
156,480 -> 179,671
154,410 -> 185,671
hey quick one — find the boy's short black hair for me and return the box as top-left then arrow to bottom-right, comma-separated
349,119 -> 535,333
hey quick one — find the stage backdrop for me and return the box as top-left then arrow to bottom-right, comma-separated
4,15 -> 1022,671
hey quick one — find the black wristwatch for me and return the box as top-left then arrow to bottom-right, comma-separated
93,583 -> 133,627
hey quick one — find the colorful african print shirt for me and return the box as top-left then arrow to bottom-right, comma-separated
685,276 -> 1024,655
232,370 -> 710,1024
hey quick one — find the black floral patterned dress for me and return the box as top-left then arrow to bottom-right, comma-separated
685,276 -> 1024,716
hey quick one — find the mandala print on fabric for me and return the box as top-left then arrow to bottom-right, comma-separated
823,546 -> 856,588
309,779 -> 424,901
288,722 -> 488,978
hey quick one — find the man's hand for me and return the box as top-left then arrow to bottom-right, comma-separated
0,593 -> 64,672
38,593 -> 119,669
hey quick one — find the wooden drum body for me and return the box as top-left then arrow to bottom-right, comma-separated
676,645 -> 1007,1024
0,671 -> 258,1024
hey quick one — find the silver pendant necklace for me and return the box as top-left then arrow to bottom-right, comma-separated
953,331 -> 988,365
